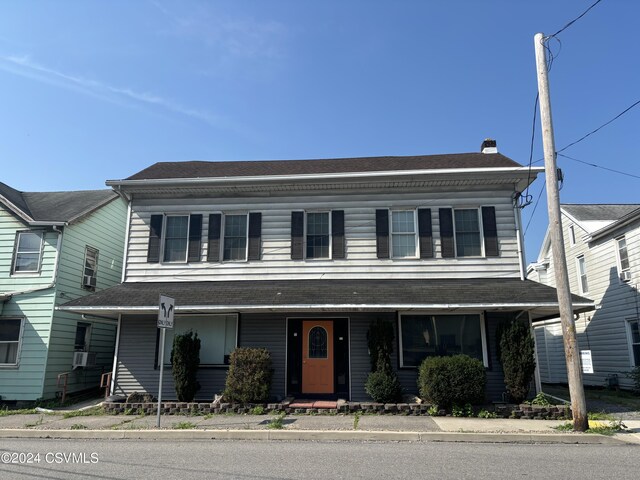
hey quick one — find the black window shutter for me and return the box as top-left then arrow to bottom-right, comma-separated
207,213 -> 222,262
375,209 -> 389,259
248,212 -> 262,261
331,210 -> 345,259
439,208 -> 455,258
418,208 -> 433,259
147,215 -> 164,263
291,211 -> 304,260
187,214 -> 203,262
482,206 -> 499,257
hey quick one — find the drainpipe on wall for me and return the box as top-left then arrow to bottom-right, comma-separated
513,194 -> 526,280
529,311 -> 543,395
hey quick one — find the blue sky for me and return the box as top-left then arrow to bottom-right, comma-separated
0,1 -> 638,264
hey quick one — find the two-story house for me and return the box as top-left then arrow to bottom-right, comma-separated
528,204 -> 640,390
0,182 -> 127,403
59,142 -> 593,402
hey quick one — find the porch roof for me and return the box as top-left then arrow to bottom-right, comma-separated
57,278 -> 594,321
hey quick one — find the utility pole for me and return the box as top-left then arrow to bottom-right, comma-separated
534,32 -> 588,432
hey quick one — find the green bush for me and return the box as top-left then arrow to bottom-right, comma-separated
223,348 -> 273,404
417,355 -> 486,409
366,319 -> 395,372
497,320 -> 536,404
170,330 -> 201,402
365,352 -> 402,403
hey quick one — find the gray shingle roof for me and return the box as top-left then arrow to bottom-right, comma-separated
125,153 -> 522,180
562,204 -> 640,222
59,278 -> 592,317
0,182 -> 117,224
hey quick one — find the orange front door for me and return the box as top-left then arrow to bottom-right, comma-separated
302,320 -> 334,394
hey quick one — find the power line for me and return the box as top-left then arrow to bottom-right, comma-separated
557,99 -> 640,153
521,92 -> 539,207
557,153 -> 640,180
524,180 -> 546,236
548,0 -> 604,38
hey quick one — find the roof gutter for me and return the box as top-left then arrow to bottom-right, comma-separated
106,166 -> 545,189
58,300 -> 595,314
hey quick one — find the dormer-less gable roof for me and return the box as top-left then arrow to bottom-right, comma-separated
562,204 -> 640,236
125,153 -> 523,180
0,181 -> 118,226
108,152 -> 541,196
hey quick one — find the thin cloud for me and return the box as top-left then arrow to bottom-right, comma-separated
0,54 -> 226,128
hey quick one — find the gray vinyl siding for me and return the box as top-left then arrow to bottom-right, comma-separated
533,212 -> 640,389
239,314 -> 286,400
124,189 -> 522,282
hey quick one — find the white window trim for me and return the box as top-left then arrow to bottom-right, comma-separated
162,314 -> 239,367
576,255 -> 589,294
452,207 -> 485,258
569,225 -> 576,246
161,214 -> 191,264
221,212 -> 250,263
397,311 -> 488,368
626,318 -> 639,367
616,236 -> 630,278
0,317 -> 25,367
305,211 -> 332,261
12,231 -> 45,275
74,322 -> 92,352
389,209 -> 419,259
82,246 -> 99,290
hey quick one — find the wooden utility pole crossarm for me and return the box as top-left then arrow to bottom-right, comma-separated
533,32 -> 588,432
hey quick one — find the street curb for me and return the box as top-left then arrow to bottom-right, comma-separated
0,429 -> 630,444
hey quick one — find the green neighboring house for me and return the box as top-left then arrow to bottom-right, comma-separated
0,182 -> 126,403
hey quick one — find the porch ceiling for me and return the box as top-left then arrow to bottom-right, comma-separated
57,278 -> 594,321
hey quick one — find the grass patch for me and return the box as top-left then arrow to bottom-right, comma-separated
353,411 -> 361,430
266,412 -> 286,430
553,419 -> 626,436
250,405 -> 266,415
173,421 -> 197,430
588,411 -> 616,421
24,416 -> 45,428
543,385 -> 640,410
62,406 -> 105,419
70,423 -> 88,430
0,407 -> 38,416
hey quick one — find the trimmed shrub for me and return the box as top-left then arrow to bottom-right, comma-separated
224,347 -> 273,404
365,351 -> 402,403
170,330 -> 201,402
417,355 -> 486,409
497,320 -> 536,404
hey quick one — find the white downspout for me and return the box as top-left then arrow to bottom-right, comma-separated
110,314 -> 122,395
529,311 -> 543,395
120,196 -> 132,283
513,199 -> 526,280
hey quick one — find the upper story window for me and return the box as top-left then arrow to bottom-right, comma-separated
454,209 -> 482,257
0,318 -> 23,365
616,236 -> 630,274
223,214 -> 248,261
569,225 -> 576,246
163,215 -> 190,262
12,231 -> 43,273
82,246 -> 99,290
577,255 -> 589,294
391,210 -> 417,258
306,212 -> 330,259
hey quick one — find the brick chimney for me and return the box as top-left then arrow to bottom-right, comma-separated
481,138 -> 497,154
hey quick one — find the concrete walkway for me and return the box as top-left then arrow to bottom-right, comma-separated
0,409 -> 638,445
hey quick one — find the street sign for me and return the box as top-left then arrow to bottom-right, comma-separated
580,350 -> 594,374
158,295 -> 175,329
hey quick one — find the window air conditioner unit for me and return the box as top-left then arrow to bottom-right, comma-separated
83,275 -> 97,288
620,270 -> 632,282
72,352 -> 97,368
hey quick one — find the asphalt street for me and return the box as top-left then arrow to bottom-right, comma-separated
0,438 -> 638,480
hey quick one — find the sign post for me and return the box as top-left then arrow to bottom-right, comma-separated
157,294 -> 175,428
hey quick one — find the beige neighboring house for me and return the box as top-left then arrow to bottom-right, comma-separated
528,204 -> 640,390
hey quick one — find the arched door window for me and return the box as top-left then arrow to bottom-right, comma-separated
308,326 -> 328,358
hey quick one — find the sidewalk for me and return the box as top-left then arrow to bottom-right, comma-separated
0,409 -> 638,445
